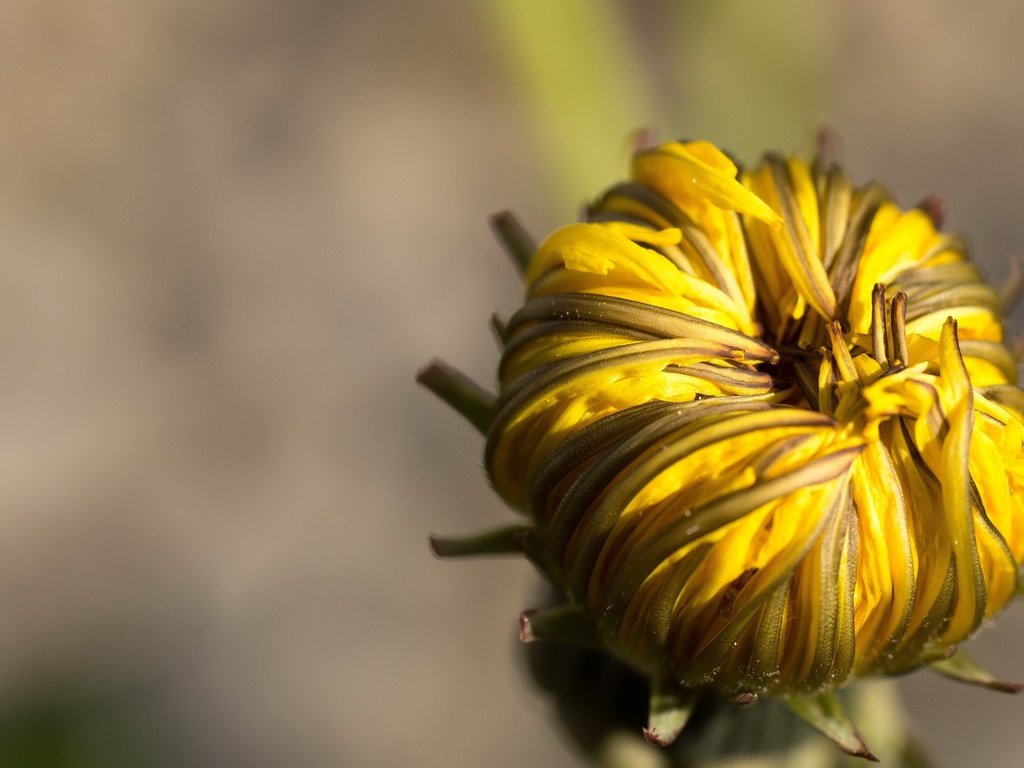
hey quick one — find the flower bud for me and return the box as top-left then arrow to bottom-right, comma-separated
422,138 -> 1024,758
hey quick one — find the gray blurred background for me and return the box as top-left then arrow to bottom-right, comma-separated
0,1 -> 1022,766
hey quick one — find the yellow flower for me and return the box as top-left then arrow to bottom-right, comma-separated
421,138 -> 1024,759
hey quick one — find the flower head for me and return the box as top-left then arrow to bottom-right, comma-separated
421,137 -> 1024,759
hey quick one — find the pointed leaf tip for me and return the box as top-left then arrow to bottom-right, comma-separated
787,691 -> 878,761
1000,256 -> 1024,311
517,606 -> 599,648
416,360 -> 494,435
518,610 -> 537,643
428,525 -> 533,558
931,649 -> 1024,693
917,195 -> 946,228
643,681 -> 700,747
490,211 -> 536,274
641,726 -> 674,747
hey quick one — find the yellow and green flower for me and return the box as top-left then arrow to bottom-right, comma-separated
421,138 -> 1023,760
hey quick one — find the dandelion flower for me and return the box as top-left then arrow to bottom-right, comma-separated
420,137 -> 1024,760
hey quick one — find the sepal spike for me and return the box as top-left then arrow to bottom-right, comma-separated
930,648 -> 1024,693
785,691 -> 878,761
490,211 -> 536,275
1000,255 -> 1024,311
642,679 -> 701,747
429,525 -> 534,558
518,606 -> 600,648
490,313 -> 509,345
916,195 -> 946,228
416,359 -> 494,435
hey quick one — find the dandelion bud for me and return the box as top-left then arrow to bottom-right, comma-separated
422,138 -> 1024,759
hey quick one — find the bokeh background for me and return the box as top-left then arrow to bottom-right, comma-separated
1,1 -> 1023,765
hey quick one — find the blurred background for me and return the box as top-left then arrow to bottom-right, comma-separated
0,0 -> 1022,765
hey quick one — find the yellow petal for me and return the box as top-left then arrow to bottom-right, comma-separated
632,141 -> 782,225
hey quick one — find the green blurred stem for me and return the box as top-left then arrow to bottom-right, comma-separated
479,0 -> 661,213
671,0 -> 831,162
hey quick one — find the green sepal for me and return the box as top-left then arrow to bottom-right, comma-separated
643,680 -> 701,747
785,691 -> 878,762
490,313 -> 509,345
518,605 -> 600,649
1000,256 -> 1024,311
490,210 -> 536,275
929,648 -> 1024,693
416,359 -> 494,435
429,525 -> 533,558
